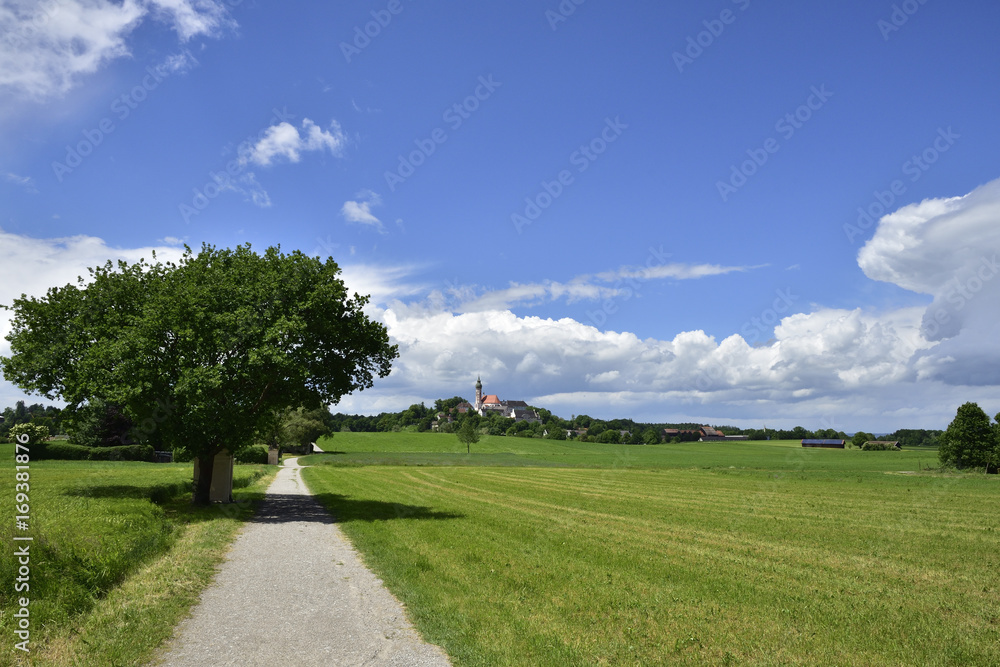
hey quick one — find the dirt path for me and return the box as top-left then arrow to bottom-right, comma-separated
154,458 -> 451,666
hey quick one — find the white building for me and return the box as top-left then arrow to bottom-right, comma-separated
473,377 -> 541,423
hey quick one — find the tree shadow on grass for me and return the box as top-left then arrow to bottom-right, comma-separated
62,472 -> 261,506
309,492 -> 464,524
63,481 -> 191,504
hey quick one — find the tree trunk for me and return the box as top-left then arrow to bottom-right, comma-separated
194,453 -> 216,505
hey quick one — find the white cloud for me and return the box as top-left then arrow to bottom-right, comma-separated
0,0 -> 232,101
4,172 -> 37,194
146,0 -> 233,42
442,258 -> 761,313
160,48 -> 199,74
216,172 -> 271,208
341,190 -> 384,232
858,177 -> 1000,385
337,263 -> 428,305
340,302 -> 976,431
5,194 -> 1000,433
241,119 -> 346,167
595,262 -> 759,283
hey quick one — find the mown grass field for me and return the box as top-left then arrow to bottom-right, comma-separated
308,432 -> 941,473
0,444 -> 276,667
303,433 -> 1000,666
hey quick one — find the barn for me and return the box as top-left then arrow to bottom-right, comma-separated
801,439 -> 846,448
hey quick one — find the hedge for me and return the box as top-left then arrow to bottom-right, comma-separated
30,442 -> 155,462
861,441 -> 901,451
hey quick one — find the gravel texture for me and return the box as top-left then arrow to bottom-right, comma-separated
154,458 -> 452,666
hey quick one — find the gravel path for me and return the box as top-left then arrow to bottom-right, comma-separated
155,458 -> 452,666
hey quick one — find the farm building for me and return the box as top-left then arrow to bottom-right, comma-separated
698,426 -> 750,442
699,426 -> 726,441
663,428 -> 701,441
663,427 -> 748,442
801,439 -> 846,448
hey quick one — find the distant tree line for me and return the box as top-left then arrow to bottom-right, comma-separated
0,397 -> 968,461
327,399 -> 871,444
0,401 -> 64,441
0,399 -> 336,455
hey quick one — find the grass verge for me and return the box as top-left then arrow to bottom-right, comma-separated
0,445 -> 276,667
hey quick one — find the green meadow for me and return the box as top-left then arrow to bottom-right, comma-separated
0,445 -> 276,667
303,433 -> 1000,666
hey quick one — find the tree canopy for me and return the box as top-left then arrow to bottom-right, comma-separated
1,244 -> 397,502
938,402 -> 999,472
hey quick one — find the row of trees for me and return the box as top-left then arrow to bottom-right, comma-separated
0,401 -> 64,440
0,392 -> 960,453
0,399 -> 334,455
327,400 -> 860,443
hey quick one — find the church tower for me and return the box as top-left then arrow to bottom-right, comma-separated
475,376 -> 483,411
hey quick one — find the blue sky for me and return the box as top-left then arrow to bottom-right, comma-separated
2,0 -> 999,431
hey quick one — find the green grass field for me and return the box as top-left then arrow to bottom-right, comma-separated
303,433 -> 1000,666
0,444 -> 276,667
306,432 -> 941,474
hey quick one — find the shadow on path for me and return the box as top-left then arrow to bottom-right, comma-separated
250,492 -> 464,525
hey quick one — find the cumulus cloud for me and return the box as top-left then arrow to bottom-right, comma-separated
338,302 -> 972,430
241,119 -> 346,167
379,306 -> 925,401
5,189 -> 1000,432
858,177 -> 1000,385
0,0 -> 233,101
341,190 -> 384,232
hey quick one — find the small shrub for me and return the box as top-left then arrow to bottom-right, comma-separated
171,447 -> 194,463
9,422 -> 50,444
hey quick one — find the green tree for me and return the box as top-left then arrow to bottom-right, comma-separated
434,396 -> 467,413
1,244 -> 396,504
992,413 -> 1000,473
65,399 -> 137,447
457,418 -> 480,454
939,402 -> 998,472
852,431 -> 873,449
642,428 -> 661,445
546,426 -> 566,440
597,429 -> 620,444
273,406 -> 332,452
